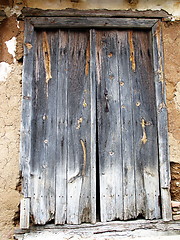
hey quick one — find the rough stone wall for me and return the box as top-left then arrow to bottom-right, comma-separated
0,2 -> 179,240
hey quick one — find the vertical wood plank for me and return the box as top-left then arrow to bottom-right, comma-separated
130,30 -> 161,219
90,29 -> 97,224
30,30 -> 58,224
96,30 -> 123,222
152,22 -> 172,221
20,20 -> 34,199
67,30 -> 92,224
117,31 -> 136,220
55,30 -> 69,224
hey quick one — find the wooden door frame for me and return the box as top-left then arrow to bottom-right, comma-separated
20,9 -> 172,229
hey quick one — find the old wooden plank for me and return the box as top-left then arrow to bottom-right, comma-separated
130,30 -> 161,219
20,19 -> 34,201
30,30 -> 58,224
44,30 -> 58,222
29,17 -> 157,29
20,198 -> 30,229
116,31 -> 136,220
55,30 -> 69,224
67,30 -> 92,224
89,29 -> 97,224
152,22 -> 172,221
96,30 -> 123,222
21,8 -> 169,18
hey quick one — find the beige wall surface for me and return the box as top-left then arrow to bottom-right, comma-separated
0,1 -> 179,239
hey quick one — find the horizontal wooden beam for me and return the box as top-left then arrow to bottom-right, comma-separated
21,8 -> 170,19
28,17 -> 158,29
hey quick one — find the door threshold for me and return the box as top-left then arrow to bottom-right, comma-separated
15,220 -> 180,239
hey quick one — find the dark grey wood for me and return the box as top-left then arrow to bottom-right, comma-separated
67,30 -> 93,224
28,17 -> 158,29
20,19 -> 35,199
55,30 -> 69,224
21,8 -> 169,18
152,22 -> 172,221
96,30 -> 123,222
129,30 -> 160,219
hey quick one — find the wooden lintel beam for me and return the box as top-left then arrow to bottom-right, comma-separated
20,8 -> 171,19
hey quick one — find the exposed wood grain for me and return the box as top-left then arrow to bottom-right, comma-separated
117,31 -> 136,220
152,22 -> 172,221
29,17 -> 158,29
55,30 -> 69,224
20,198 -> 30,229
21,8 -> 170,18
96,30 -> 123,222
30,30 -> 58,224
67,30 -> 92,224
130,30 -> 161,219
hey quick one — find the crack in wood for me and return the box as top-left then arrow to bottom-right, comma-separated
80,139 -> 87,177
42,32 -> 52,97
128,31 -> 136,72
141,119 -> 148,144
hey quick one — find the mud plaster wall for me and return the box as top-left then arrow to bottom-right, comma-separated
0,15 -> 23,240
0,2 -> 179,240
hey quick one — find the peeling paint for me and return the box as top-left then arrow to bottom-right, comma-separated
0,62 -> 12,81
128,31 -> 136,72
5,37 -> 17,62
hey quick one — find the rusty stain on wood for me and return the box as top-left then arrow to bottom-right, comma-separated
108,52 -> 113,58
42,32 -> 52,86
76,117 -> 83,129
80,139 -> 87,177
85,40 -> 90,76
25,43 -> 32,50
128,31 -> 136,72
141,119 -> 147,144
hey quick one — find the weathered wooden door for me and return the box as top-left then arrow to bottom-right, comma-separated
22,27 -> 163,226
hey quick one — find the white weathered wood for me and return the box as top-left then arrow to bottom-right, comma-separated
96,30 -> 123,222
20,198 -> 30,229
55,30 -> 69,224
117,31 -> 136,220
129,30 -> 161,219
152,22 -> 172,221
67,30 -> 93,224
